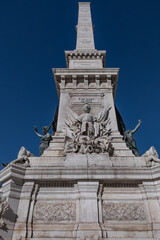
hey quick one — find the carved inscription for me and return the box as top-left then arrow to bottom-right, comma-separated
103,202 -> 146,221
80,9 -> 90,14
80,27 -> 90,32
72,61 -> 100,69
80,39 -> 92,45
33,201 -> 76,222
80,97 -> 94,103
71,96 -> 102,105
81,17 -> 90,22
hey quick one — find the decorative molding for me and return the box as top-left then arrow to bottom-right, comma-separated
103,181 -> 141,188
53,68 -> 119,98
65,51 -> 106,68
80,236 -> 99,240
103,201 -> 146,221
39,182 -> 75,188
33,201 -> 76,222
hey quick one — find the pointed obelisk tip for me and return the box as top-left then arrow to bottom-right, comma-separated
78,2 -> 91,5
76,2 -> 95,50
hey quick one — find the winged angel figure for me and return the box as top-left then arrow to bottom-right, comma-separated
64,103 -> 114,155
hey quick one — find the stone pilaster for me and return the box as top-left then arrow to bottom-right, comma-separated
0,164 -> 25,240
75,181 -> 102,239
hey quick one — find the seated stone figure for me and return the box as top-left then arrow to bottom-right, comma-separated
12,146 -> 34,167
142,146 -> 160,167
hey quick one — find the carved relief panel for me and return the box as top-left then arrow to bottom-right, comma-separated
102,184 -> 148,223
102,201 -> 146,222
33,201 -> 76,223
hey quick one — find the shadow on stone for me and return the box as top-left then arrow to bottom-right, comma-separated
0,236 -> 5,240
4,207 -> 18,223
0,221 -> 8,232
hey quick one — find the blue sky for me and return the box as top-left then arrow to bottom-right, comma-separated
0,0 -> 160,169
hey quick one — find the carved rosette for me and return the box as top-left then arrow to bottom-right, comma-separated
33,201 -> 76,223
102,201 -> 146,221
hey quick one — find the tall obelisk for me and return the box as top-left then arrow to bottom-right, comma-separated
76,2 -> 95,50
1,3 -> 160,240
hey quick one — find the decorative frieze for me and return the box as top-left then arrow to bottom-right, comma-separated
39,181 -> 75,188
102,201 -> 146,221
103,181 -> 141,188
33,201 -> 76,222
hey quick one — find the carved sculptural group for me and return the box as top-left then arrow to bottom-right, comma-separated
0,197 -> 9,228
64,103 -> 114,155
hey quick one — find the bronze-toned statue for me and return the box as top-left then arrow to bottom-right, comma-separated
34,106 -> 58,156
124,120 -> 141,156
34,125 -> 52,155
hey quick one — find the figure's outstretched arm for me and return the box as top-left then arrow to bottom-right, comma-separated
34,126 -> 43,138
131,120 -> 141,134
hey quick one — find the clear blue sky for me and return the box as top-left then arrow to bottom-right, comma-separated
0,0 -> 160,169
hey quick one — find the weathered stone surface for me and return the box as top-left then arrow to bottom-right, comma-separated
0,2 -> 160,240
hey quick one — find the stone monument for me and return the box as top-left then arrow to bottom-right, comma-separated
1,2 -> 160,240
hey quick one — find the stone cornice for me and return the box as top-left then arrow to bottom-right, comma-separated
0,163 -> 26,183
65,50 -> 106,68
23,165 -> 159,182
53,68 -> 119,99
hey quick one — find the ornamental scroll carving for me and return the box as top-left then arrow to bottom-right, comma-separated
33,201 -> 76,223
64,103 -> 114,155
103,201 -> 146,221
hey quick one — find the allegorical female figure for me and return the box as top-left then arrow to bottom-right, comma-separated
34,125 -> 52,155
124,120 -> 141,156
34,106 -> 58,155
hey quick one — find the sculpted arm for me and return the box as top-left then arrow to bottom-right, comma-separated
131,120 -> 141,134
34,125 -> 43,138
78,114 -> 84,123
